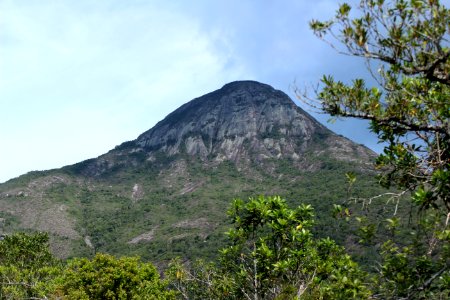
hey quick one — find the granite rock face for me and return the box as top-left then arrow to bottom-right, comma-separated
72,80 -> 374,177
136,81 -> 330,162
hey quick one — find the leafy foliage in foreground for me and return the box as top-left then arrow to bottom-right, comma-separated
307,0 -> 450,298
0,232 -> 61,299
0,232 -> 174,299
167,196 -> 371,299
168,195 -> 450,299
56,253 -> 175,300
1,199 -> 448,299
309,0 -> 450,212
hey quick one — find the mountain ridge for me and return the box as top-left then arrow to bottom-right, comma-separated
136,80 -> 327,155
73,80 -> 373,178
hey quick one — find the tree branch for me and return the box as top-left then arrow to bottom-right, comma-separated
329,110 -> 448,134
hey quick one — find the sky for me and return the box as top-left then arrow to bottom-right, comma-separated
0,0 -> 385,183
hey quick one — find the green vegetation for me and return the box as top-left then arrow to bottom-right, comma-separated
309,0 -> 449,212
0,232 -> 61,299
0,149 -> 382,263
56,253 -> 175,299
167,196 -> 371,299
0,232 -> 174,299
0,200 -> 371,299
307,0 -> 450,298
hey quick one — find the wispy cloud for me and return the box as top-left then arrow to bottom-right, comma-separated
0,0 -> 249,181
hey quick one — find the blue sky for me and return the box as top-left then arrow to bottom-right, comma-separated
0,0 -> 383,183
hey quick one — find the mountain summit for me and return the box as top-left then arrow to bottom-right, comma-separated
82,80 -> 372,177
136,80 -> 327,161
0,81 -> 376,260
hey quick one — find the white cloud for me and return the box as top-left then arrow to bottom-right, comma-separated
0,0 -> 248,182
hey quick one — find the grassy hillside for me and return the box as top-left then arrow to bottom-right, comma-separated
0,148 -> 399,268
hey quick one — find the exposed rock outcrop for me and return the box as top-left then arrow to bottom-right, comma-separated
135,81 -> 329,162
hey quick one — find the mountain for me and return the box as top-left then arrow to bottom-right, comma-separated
0,81 -> 378,261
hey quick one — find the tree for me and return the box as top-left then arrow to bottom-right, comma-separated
306,0 -> 450,298
55,253 -> 175,299
0,233 -> 176,299
308,0 -> 449,212
166,258 -> 236,300
0,232 -> 61,299
167,196 -> 371,299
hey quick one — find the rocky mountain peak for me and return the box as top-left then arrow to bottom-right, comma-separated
135,81 -> 328,161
